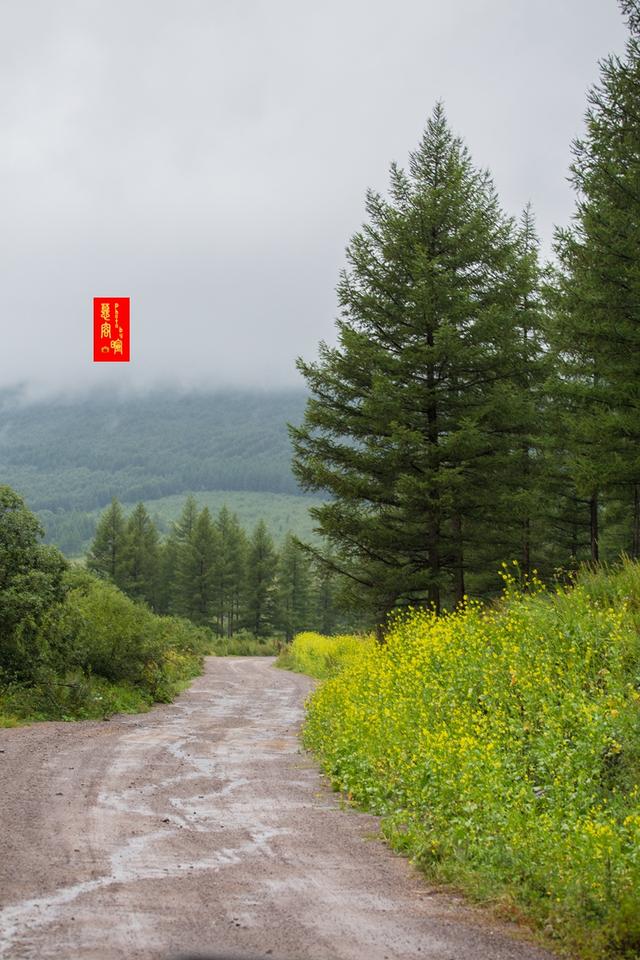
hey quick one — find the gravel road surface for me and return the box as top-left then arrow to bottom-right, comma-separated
0,657 -> 555,960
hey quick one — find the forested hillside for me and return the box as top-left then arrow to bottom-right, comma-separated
0,388 -> 306,511
0,388 -> 310,555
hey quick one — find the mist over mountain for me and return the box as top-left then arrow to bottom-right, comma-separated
0,2 -> 626,398
0,386 -> 307,513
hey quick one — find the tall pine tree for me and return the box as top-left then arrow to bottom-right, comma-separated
213,506 -> 247,637
276,533 -> 312,641
86,498 -> 127,588
551,1 -> 640,560
121,502 -> 160,608
291,104 -> 544,626
245,520 -> 277,637
176,507 -> 218,625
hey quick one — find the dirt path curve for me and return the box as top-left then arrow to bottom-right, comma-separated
0,657 -> 555,960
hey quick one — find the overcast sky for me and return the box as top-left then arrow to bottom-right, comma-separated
0,0 -> 628,398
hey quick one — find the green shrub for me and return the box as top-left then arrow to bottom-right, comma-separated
0,671 -> 154,724
0,566 -> 211,724
0,485 -> 68,681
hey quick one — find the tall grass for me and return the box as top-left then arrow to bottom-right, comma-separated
210,631 -> 281,656
288,561 -> 640,959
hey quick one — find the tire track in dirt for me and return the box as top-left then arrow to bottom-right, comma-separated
0,657 -> 555,960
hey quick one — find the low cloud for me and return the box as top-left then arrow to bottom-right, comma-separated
0,0 -> 627,396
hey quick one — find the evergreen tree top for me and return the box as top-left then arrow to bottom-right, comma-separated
620,0 -> 640,39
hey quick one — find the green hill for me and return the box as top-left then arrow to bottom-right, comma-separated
0,387 -> 307,511
0,387 -> 318,555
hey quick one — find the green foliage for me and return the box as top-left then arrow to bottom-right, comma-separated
209,630 -> 281,656
38,489 -> 324,560
87,495 -> 341,648
291,103 -> 550,625
212,505 -> 248,637
167,495 -> 200,616
136,489 -> 324,547
0,672 -> 156,726
549,5 -> 640,563
275,533 -> 312,641
310,565 -> 343,636
86,497 -> 127,584
245,519 -> 278,637
45,569 -> 207,697
0,485 -> 68,681
0,488 -> 211,725
121,502 -> 161,607
297,560 -> 640,959
173,504 -> 212,622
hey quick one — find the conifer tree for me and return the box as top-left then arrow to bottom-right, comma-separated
311,566 -> 339,636
551,1 -> 640,559
291,103 -> 542,624
212,506 -> 247,637
121,502 -> 160,607
156,535 -> 179,614
86,498 -> 127,588
476,205 -> 552,581
276,533 -> 312,641
170,495 -> 200,614
176,507 -> 218,624
245,520 -> 277,637
159,494 -> 198,613
227,511 -> 248,636
174,495 -> 199,546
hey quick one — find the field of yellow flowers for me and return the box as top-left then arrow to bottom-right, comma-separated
282,562 -> 640,959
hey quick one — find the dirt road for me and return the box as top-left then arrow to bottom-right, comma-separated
0,657 -> 554,960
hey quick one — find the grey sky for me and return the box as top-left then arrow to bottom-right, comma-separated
0,0 -> 628,398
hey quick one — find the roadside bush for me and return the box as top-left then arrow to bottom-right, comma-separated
295,561 -> 640,959
0,670 -> 154,724
277,631 -> 368,678
0,563 -> 211,724
0,485 -> 68,681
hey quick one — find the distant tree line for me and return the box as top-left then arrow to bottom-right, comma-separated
291,3 -> 640,629
87,496 -> 342,640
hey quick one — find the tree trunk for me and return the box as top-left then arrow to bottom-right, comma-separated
453,512 -> 465,604
427,518 -> 441,614
570,510 -> 578,565
375,599 -> 396,645
522,516 -> 531,578
590,494 -> 599,563
426,339 -> 440,614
